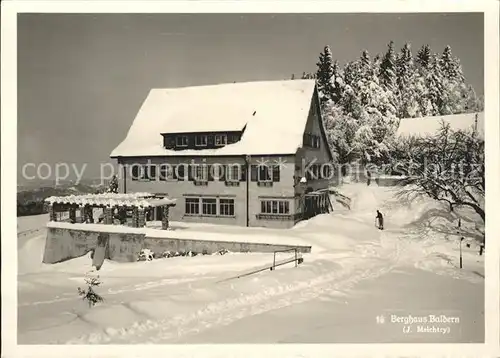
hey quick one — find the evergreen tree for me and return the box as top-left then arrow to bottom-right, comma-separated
107,175 -> 119,194
315,45 -> 336,105
439,45 -> 467,114
439,45 -> 464,82
379,41 -> 397,92
396,43 -> 420,118
425,54 -> 445,115
416,44 -> 432,70
322,100 -> 358,168
414,44 -> 433,116
330,60 -> 344,103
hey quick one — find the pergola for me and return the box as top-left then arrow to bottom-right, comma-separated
44,193 -> 176,229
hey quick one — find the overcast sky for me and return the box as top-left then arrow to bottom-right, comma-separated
17,13 -> 484,182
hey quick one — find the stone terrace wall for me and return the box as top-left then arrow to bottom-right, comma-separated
43,227 -> 312,264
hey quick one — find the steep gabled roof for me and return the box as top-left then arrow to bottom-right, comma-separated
110,80 -> 319,157
396,112 -> 485,139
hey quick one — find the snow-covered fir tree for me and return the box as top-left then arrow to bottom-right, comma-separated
416,44 -> 432,70
330,60 -> 344,104
396,43 -> 420,118
438,45 -> 467,115
107,175 -> 119,194
309,41 -> 483,171
414,44 -> 434,116
321,100 -> 358,171
315,45 -> 336,105
379,41 -> 397,93
424,54 -> 445,116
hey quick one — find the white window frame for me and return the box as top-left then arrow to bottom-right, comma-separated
260,200 -> 290,215
219,198 -> 235,217
258,165 -> 272,182
201,197 -> 217,216
215,134 -> 227,146
185,197 -> 200,215
176,135 -> 188,147
193,164 -> 208,182
195,135 -> 208,147
226,164 -> 240,182
159,164 -> 176,181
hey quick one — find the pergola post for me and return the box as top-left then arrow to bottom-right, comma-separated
132,207 -> 139,227
137,207 -> 146,228
104,206 -> 113,225
161,205 -> 170,230
48,204 -> 57,222
69,205 -> 77,224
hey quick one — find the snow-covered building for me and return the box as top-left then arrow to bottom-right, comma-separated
110,80 -> 334,228
396,112 -> 484,139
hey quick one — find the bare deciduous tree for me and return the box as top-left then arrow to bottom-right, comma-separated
390,121 -> 484,222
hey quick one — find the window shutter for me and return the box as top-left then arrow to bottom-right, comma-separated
240,165 -> 247,181
177,165 -> 185,181
172,165 -> 177,180
131,165 -> 139,180
208,165 -> 214,181
272,165 -> 280,182
220,165 -> 226,182
159,164 -> 166,181
207,135 -> 214,147
250,165 -> 258,182
188,165 -> 194,181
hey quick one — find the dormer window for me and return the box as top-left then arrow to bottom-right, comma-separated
176,135 -> 188,147
215,134 -> 227,146
195,135 -> 208,147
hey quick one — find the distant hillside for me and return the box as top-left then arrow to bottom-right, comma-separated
17,182 -> 106,217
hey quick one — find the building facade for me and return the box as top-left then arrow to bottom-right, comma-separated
111,80 -> 335,228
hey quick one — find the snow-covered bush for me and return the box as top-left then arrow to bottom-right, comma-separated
77,272 -> 104,308
138,249 -> 154,261
216,248 -> 229,256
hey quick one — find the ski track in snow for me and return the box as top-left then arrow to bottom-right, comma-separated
67,256 -> 398,344
67,193 -> 408,344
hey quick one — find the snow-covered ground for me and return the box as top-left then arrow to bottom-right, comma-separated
17,183 -> 484,344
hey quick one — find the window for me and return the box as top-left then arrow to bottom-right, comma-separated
226,164 -> 240,182
185,198 -> 199,215
177,164 -> 186,181
176,136 -> 188,147
195,135 -> 208,147
260,200 -> 290,215
192,164 -> 208,181
306,164 -> 324,181
202,198 -> 217,216
251,164 -> 279,183
258,165 -> 271,182
227,134 -> 239,144
215,134 -> 227,146
303,133 -> 320,149
219,199 -> 235,216
159,164 -> 176,181
133,165 -> 155,181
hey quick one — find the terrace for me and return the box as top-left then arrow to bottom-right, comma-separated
44,192 -> 177,229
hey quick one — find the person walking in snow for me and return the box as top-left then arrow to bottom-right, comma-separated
375,210 -> 384,230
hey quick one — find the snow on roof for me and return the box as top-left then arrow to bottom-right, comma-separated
44,193 -> 176,208
396,112 -> 484,139
110,80 -> 317,157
